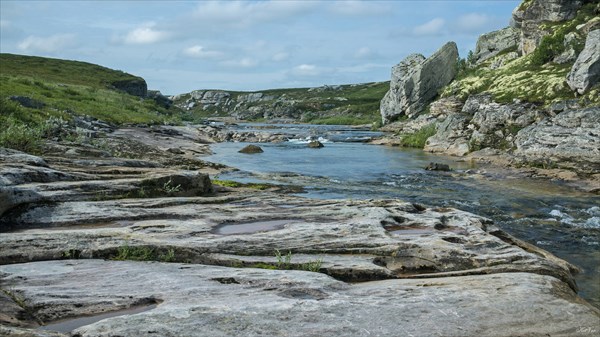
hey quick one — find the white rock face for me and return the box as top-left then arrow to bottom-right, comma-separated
567,29 -> 600,95
380,42 -> 458,124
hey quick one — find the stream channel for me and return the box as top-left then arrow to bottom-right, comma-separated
205,123 -> 600,308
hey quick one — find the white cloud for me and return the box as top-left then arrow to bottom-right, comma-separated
192,1 -> 317,28
183,45 -> 223,59
354,47 -> 372,59
413,18 -> 446,36
17,34 -> 76,53
291,64 -> 320,76
121,23 -> 170,45
455,13 -> 489,33
329,1 -> 391,16
272,52 -> 289,62
220,58 -> 258,68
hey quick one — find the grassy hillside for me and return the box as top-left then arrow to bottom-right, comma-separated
0,53 -> 177,126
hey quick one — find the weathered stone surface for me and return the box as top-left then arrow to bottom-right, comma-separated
567,29 -> 600,94
466,94 -> 545,150
1,260 -> 598,336
239,145 -> 264,154
423,114 -> 471,156
473,27 -> 520,64
380,42 -> 458,124
514,107 -> 600,174
512,0 -> 585,54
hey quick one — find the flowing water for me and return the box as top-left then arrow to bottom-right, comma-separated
205,123 -> 600,308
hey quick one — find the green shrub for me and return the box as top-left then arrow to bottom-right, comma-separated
400,124 -> 437,148
531,33 -> 565,66
0,118 -> 45,153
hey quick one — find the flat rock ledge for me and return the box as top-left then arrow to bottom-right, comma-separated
1,147 -> 599,336
2,260 -> 599,337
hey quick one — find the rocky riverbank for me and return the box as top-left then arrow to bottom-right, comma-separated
376,0 -> 600,189
1,123 -> 599,336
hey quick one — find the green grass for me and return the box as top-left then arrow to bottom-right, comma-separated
400,124 -> 437,148
212,179 -> 273,190
111,245 -> 177,262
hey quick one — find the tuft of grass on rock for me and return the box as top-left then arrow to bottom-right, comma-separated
400,124 -> 437,148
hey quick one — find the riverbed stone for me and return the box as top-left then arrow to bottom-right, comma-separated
239,144 -> 264,154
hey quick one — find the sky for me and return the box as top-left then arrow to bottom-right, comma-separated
0,0 -> 520,95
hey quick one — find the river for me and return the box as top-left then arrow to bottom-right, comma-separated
205,123 -> 600,308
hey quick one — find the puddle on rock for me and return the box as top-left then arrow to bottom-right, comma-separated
38,302 -> 158,333
213,219 -> 301,235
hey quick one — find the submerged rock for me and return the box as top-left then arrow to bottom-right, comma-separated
567,29 -> 600,95
380,42 -> 458,124
425,162 -> 451,171
238,145 -> 264,154
307,141 -> 324,148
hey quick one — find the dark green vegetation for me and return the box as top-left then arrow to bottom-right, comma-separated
443,3 -> 599,106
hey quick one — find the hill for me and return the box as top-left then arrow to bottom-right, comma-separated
0,53 -> 177,126
172,81 -> 389,126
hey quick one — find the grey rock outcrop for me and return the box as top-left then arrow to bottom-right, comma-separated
146,90 -> 172,108
512,0 -> 585,55
567,29 -> 600,94
111,79 -> 147,97
9,96 -> 45,109
514,107 -> 600,173
423,114 -> 471,156
380,42 -> 458,124
473,27 -> 520,64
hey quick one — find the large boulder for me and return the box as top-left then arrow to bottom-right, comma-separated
380,42 -> 458,124
512,0 -> 585,55
566,29 -> 600,94
473,27 -> 520,64
514,107 -> 600,173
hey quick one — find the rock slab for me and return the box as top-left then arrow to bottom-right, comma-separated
1,260 -> 598,337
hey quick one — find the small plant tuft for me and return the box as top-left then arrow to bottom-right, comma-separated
400,124 -> 437,148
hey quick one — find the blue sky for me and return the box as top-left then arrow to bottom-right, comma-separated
1,0 -> 520,95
